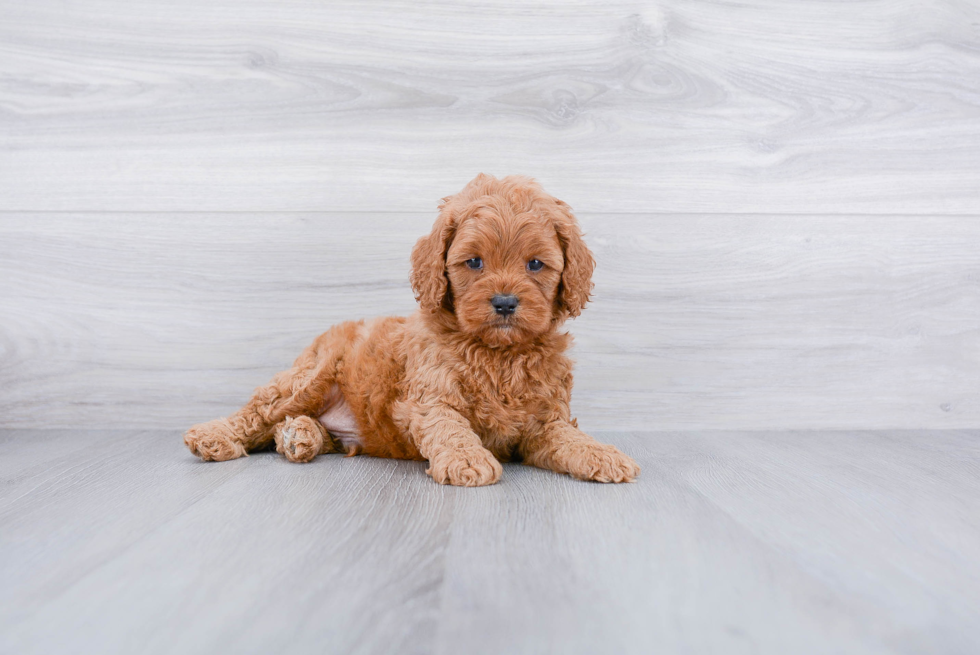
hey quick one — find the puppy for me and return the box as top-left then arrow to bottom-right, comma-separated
184,174 -> 640,486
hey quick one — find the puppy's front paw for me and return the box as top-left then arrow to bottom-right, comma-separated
426,447 -> 502,487
566,444 -> 640,483
275,416 -> 325,463
184,419 -> 247,461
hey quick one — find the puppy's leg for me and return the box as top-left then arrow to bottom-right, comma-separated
521,420 -> 640,483
184,380 -> 325,462
273,415 -> 341,463
184,324 -> 355,462
408,405 -> 502,487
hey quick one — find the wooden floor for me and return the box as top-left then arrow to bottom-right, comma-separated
2,429 -> 978,654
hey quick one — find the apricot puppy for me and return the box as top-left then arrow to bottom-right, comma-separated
184,174 -> 640,486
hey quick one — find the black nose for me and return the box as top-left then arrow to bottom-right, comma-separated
491,294 -> 519,316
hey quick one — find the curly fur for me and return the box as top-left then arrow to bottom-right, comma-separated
184,174 -> 640,486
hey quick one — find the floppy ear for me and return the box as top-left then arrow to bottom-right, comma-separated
410,199 -> 457,313
552,199 -> 596,320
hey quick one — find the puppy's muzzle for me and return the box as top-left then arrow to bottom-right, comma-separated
491,294 -> 519,316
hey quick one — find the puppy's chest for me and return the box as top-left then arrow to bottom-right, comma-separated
458,360 -> 555,432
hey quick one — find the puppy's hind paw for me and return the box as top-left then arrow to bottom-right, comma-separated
275,416 -> 326,463
184,419 -> 247,462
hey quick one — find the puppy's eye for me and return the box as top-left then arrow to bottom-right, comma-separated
465,258 -> 483,270
526,259 -> 544,272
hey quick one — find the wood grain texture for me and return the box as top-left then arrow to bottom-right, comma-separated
1,213 -> 978,430
1,430 -> 978,654
1,0 -> 979,213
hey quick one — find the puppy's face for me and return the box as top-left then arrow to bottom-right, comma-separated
446,209 -> 564,346
411,174 -> 595,347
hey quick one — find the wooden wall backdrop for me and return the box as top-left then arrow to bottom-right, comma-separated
1,0 -> 978,430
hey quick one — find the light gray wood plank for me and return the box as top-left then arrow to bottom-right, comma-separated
0,430 -> 251,622
1,1 -> 979,213
649,430 -> 980,654
0,429 -> 123,481
433,430 -> 980,654
1,430 -> 978,654
1,213 -> 978,430
665,429 -> 980,652
0,430 -> 449,655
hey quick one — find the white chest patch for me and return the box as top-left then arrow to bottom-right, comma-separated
317,384 -> 362,451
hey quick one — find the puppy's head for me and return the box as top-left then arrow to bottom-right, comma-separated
411,173 -> 595,346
